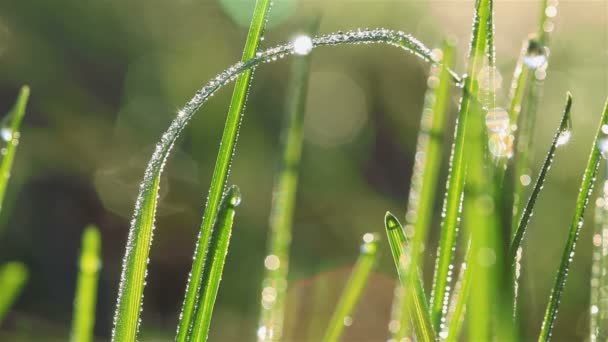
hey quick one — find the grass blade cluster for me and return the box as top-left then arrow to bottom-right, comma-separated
257,22 -> 317,342
176,1 -> 271,340
539,98 -> 608,341
189,186 -> 241,341
430,0 -> 492,332
322,234 -> 379,342
0,85 -> 30,215
385,212 -> 434,342
71,225 -> 102,342
0,261 -> 28,323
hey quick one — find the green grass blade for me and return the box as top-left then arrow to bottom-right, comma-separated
509,93 -> 572,318
256,22 -> 317,342
71,225 -> 102,342
0,85 -> 30,214
591,171 -> 608,341
539,98 -> 608,341
389,41 -> 454,341
176,1 -> 271,340
322,234 -> 379,342
112,28 -> 447,342
385,212 -> 435,342
0,262 -> 28,323
430,0 -> 492,331
445,250 -> 471,342
188,186 -> 241,341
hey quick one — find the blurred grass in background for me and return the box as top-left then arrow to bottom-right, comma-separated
0,0 -> 606,340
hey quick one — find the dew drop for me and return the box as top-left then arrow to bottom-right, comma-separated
556,130 -> 571,146
0,127 -> 12,142
598,138 -> 608,159
292,35 -> 313,55
520,174 -> 532,186
524,40 -> 548,69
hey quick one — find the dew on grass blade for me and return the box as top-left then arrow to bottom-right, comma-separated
485,107 -> 510,133
292,35 -> 313,55
523,39 -> 548,69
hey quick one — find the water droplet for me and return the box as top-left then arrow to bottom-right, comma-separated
292,35 -> 313,55
1,127 -> 12,142
485,108 -> 510,133
598,138 -> 608,159
520,174 -> 532,186
524,40 -> 548,69
343,316 -> 353,326
591,305 -> 599,314
488,133 -> 514,158
556,130 -> 571,146
264,254 -> 280,270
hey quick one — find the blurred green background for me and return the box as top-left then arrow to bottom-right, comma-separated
0,0 -> 606,340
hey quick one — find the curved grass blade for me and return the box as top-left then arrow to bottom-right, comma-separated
539,98 -> 608,341
590,172 -> 608,341
385,212 -> 435,342
430,0 -> 492,331
0,85 -> 30,215
188,186 -> 241,341
112,28 -> 453,342
0,262 -> 28,323
256,22 -> 317,342
71,225 -> 102,342
175,1 -> 271,340
389,40 -> 454,341
510,93 -> 572,311
322,234 -> 379,342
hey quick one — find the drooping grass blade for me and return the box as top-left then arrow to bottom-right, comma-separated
0,86 -> 30,215
388,40 -> 454,341
509,93 -> 572,312
430,0 -> 492,332
0,261 -> 28,323
112,28 -> 453,342
539,98 -> 608,341
256,21 -> 317,342
175,1 -> 271,341
590,172 -> 608,341
322,234 -> 379,342
71,225 -> 102,342
188,186 -> 241,341
385,212 -> 435,342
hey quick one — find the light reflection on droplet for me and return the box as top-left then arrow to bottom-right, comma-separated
598,138 -> 608,159
343,316 -> 353,326
0,127 -> 12,142
556,130 -> 571,146
292,35 -> 313,55
485,108 -> 510,133
264,254 -> 280,270
520,174 -> 532,186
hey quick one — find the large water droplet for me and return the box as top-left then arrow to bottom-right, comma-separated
598,138 -> 608,159
292,35 -> 313,55
0,127 -> 12,142
556,130 -> 571,146
524,40 -> 548,69
485,108 -> 510,133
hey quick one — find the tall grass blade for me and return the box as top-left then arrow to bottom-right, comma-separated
430,0 -> 492,332
510,93 -> 572,312
445,252 -> 471,341
388,41 -> 454,341
256,23 -> 317,342
0,85 -> 30,215
112,28 -> 448,342
71,225 -> 102,342
176,1 -> 271,340
513,0 -> 559,229
0,261 -> 28,323
539,98 -> 608,341
188,186 -> 241,341
322,233 -> 379,342
385,212 -> 435,342
590,170 -> 608,341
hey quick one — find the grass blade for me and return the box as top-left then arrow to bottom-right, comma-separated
71,225 -> 102,342
510,93 -> 572,311
0,85 -> 30,214
0,262 -> 28,323
112,28 -> 447,342
590,171 -> 608,341
445,252 -> 471,341
430,0 -> 492,331
539,98 -> 608,341
322,234 -> 379,342
189,186 -> 241,341
176,1 -> 271,340
389,40 -> 454,341
385,212 -> 435,342
256,22 -> 317,342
